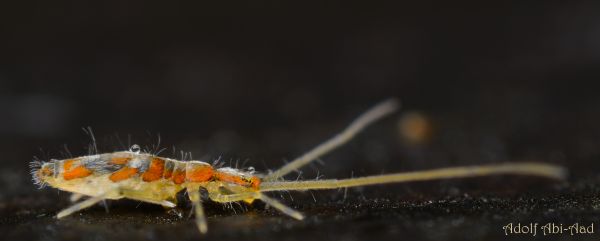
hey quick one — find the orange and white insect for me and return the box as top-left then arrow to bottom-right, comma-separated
31,99 -> 567,234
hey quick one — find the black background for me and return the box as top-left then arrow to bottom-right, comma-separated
1,1 -> 600,241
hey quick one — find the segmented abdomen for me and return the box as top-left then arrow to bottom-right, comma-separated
52,152 -> 260,188
54,152 -> 213,184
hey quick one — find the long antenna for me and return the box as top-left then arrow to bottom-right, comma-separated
261,162 -> 567,192
265,98 -> 400,181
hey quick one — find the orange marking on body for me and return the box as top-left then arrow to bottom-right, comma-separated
214,171 -> 261,189
186,166 -> 214,182
172,170 -> 186,184
142,158 -> 165,182
63,159 -> 76,171
250,176 -> 261,189
164,170 -> 173,179
63,166 -> 93,180
214,172 -> 247,187
110,157 -> 131,165
109,167 -> 138,182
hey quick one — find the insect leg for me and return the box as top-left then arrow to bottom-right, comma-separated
266,98 -> 400,181
56,189 -> 117,218
187,186 -> 208,234
70,193 -> 84,202
58,187 -> 177,219
258,194 -> 304,220
208,191 -> 304,220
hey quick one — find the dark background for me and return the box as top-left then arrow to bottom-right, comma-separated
1,1 -> 600,241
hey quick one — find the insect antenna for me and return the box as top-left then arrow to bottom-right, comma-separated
266,98 -> 400,181
260,162 -> 567,192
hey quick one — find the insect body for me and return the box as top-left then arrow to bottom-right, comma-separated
32,150 -> 262,233
32,99 -> 567,234
33,151 -> 261,204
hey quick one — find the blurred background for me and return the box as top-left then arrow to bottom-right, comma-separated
1,1 -> 600,240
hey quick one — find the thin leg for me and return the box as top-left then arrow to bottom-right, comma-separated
266,98 -> 400,181
208,190 -> 258,203
58,187 -> 178,219
258,194 -> 304,220
70,193 -> 84,202
125,198 -> 176,208
208,191 -> 304,220
57,189 -> 116,218
188,187 -> 208,234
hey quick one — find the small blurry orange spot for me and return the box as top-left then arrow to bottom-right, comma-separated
109,167 -> 138,182
63,166 -> 93,180
110,157 -> 131,165
172,170 -> 186,184
398,112 -> 433,145
250,176 -> 261,189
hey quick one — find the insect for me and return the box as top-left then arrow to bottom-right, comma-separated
31,98 -> 567,234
